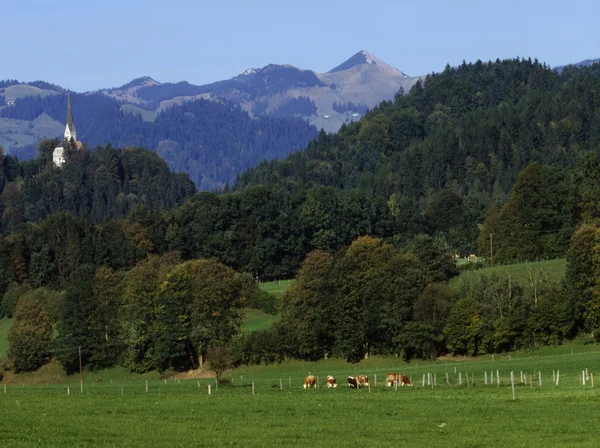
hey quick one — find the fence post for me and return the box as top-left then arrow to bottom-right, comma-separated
208,385 -> 211,395
422,374 -> 425,387
252,381 -> 255,395
511,372 -> 515,400
485,371 -> 488,385
459,373 -> 462,386
538,371 -> 542,386
496,370 -> 500,387
280,379 -> 283,390
556,370 -> 560,386
445,372 -> 449,385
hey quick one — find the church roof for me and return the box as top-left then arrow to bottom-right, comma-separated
66,92 -> 75,133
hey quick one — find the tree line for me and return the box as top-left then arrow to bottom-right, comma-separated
5,254 -> 261,373
231,227 -> 600,365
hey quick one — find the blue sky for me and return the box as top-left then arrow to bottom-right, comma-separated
3,0 -> 598,91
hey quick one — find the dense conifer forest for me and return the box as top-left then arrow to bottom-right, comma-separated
2,58 -> 600,373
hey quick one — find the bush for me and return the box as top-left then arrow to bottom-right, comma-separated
247,290 -> 278,315
7,291 -> 53,372
0,283 -> 32,318
207,343 -> 231,384
230,325 -> 294,366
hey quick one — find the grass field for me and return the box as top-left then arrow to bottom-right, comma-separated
449,258 -> 566,290
259,279 -> 293,298
1,342 -> 599,447
242,308 -> 279,332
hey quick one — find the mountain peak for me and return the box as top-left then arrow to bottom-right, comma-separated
118,76 -> 161,90
328,51 -> 408,77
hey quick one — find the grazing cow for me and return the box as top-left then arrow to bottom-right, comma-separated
303,375 -> 317,389
399,374 -> 412,386
357,375 -> 369,387
386,373 -> 399,387
386,373 -> 413,387
347,376 -> 358,388
326,375 -> 337,388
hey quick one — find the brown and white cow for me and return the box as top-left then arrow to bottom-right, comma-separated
348,375 -> 369,388
386,373 -> 399,387
357,375 -> 369,387
303,375 -> 317,389
347,376 -> 358,388
326,375 -> 337,388
399,374 -> 412,386
386,373 -> 412,387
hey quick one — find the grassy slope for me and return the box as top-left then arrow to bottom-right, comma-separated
259,279 -> 293,298
1,343 -> 599,447
449,258 -> 567,290
242,308 -> 279,332
241,280 -> 292,333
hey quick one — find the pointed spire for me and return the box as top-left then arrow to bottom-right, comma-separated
66,92 -> 74,131
64,91 -> 76,140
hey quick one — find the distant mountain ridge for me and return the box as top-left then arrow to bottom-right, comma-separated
554,58 -> 600,73
0,50 -> 420,189
98,50 -> 421,132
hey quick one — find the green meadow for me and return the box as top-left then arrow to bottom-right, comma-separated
259,279 -> 293,298
1,343 -> 599,447
450,258 -> 566,290
241,308 -> 279,332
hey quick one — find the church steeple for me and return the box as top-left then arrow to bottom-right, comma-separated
64,91 -> 76,141
53,91 -> 80,167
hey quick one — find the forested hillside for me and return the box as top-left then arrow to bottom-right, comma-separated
1,94 -> 316,190
0,142 -> 196,233
238,59 -> 600,256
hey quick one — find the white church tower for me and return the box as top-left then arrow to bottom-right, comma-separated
53,92 -> 79,167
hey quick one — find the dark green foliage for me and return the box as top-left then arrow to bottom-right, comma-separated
478,163 -> 577,263
276,237 -> 427,362
230,325 -> 292,365
119,256 -> 244,372
526,285 -> 575,345
7,289 -> 53,372
278,250 -> 333,360
1,283 -> 32,318
246,290 -> 278,315
54,266 -> 107,373
444,298 -> 482,356
271,97 -> 317,117
406,235 -> 459,283
0,144 -> 196,233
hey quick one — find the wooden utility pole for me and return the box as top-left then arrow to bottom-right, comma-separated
79,346 -> 83,393
490,231 -> 493,267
